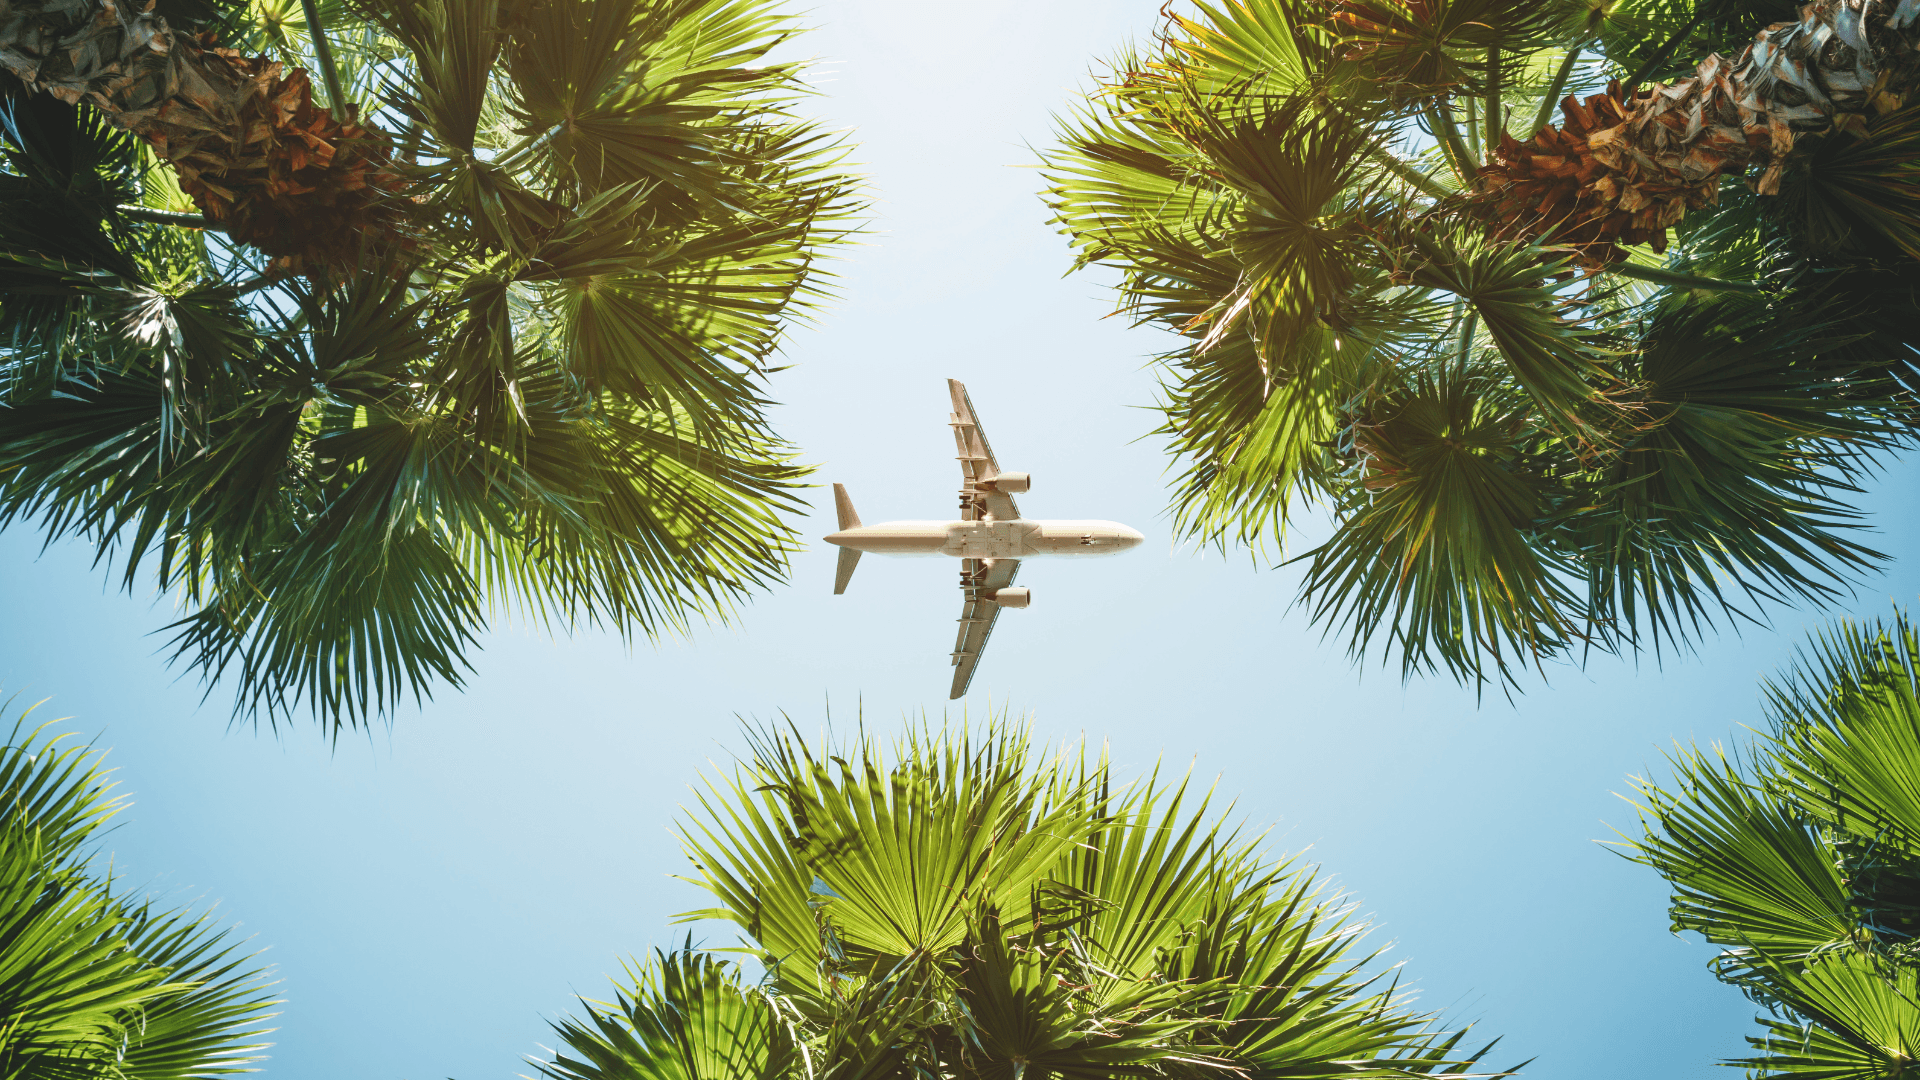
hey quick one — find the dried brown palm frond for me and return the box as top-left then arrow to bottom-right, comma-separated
1475,73 -> 1767,266
1477,0 -> 1920,267
161,56 -> 407,269
0,0 -> 404,270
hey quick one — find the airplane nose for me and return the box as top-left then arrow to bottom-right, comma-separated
1119,525 -> 1145,548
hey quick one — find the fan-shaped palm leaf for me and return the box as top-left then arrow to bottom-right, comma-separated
642,716 -> 1516,1080
538,950 -> 798,1080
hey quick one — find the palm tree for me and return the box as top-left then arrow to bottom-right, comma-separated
529,720 -> 1517,1080
0,0 -> 859,729
1625,609 -> 1920,1080
1043,0 -> 1919,690
0,702 -> 277,1077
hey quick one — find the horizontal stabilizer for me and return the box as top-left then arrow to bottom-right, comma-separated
834,547 -> 861,595
833,483 -> 861,530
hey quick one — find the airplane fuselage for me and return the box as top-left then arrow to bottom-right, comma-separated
825,519 -> 1143,560
831,379 -> 1146,698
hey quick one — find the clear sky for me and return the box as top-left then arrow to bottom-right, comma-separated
5,2 -> 1920,1078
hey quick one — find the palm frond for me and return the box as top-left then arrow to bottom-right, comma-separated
1774,102 -> 1920,263
631,715 -> 1519,1080
0,0 -> 860,730
1634,609 -> 1920,1078
1733,953 -> 1920,1080
1325,0 -> 1559,98
1567,294 -> 1897,657
537,949 -> 797,1080
1045,0 -> 1920,691
1621,744 -> 1854,969
0,708 -> 276,1079
1293,363 -> 1586,689
1765,614 -> 1920,862
948,909 -> 1212,1080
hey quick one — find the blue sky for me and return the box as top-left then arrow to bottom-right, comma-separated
5,2 -> 1920,1078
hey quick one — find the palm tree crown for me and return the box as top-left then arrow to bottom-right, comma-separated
0,0 -> 859,729
1044,0 -> 1920,690
531,720 -> 1516,1080
1626,609 -> 1920,1080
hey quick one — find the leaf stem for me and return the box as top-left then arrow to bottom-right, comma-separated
1625,10 -> 1708,90
118,204 -> 218,229
1456,308 -> 1479,363
1425,104 -> 1477,184
1484,47 -> 1503,152
1367,143 -> 1451,200
1463,95 -> 1481,162
233,273 -> 285,295
299,0 -> 351,122
491,123 -> 566,172
1603,262 -> 1763,293
1531,44 -> 1584,136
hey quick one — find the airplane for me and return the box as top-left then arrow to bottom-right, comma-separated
824,379 -> 1145,699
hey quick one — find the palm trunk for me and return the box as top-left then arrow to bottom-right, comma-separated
0,0 -> 402,270
1476,0 -> 1920,267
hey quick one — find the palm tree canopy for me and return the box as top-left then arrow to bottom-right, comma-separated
0,0 -> 859,730
1043,0 -> 1920,691
1625,609 -> 1920,1080
0,702 -> 277,1078
531,719 -> 1517,1080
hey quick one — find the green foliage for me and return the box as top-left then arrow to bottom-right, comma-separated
1774,103 -> 1920,263
0,701 -> 277,1078
1043,0 -> 1919,691
1295,363 -> 1585,686
0,0 -> 859,731
539,950 -> 799,1080
1325,0 -> 1558,98
1625,609 -> 1920,1078
532,717 -> 1518,1080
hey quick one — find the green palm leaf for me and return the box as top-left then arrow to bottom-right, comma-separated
0,707 -> 276,1079
1293,364 -> 1585,688
1767,614 -> 1920,861
948,910 -> 1213,1080
1621,745 -> 1854,967
1633,608 -> 1920,1079
626,716 -> 1519,1080
1734,953 -> 1920,1080
1568,295 -> 1894,658
538,950 -> 798,1080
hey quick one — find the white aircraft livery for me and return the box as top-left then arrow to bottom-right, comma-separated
825,379 -> 1144,698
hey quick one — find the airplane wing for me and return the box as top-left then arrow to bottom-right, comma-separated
948,379 -> 1020,522
950,557 -> 1019,699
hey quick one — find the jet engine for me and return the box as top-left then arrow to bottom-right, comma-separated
989,587 -> 1031,608
986,472 -> 1030,493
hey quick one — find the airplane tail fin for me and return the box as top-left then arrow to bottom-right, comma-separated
832,483 -> 862,594
833,483 -> 861,530
834,547 -> 861,595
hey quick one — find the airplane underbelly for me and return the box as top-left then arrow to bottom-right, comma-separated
828,520 -> 1143,558
943,522 -> 1037,559
941,520 -> 1144,558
